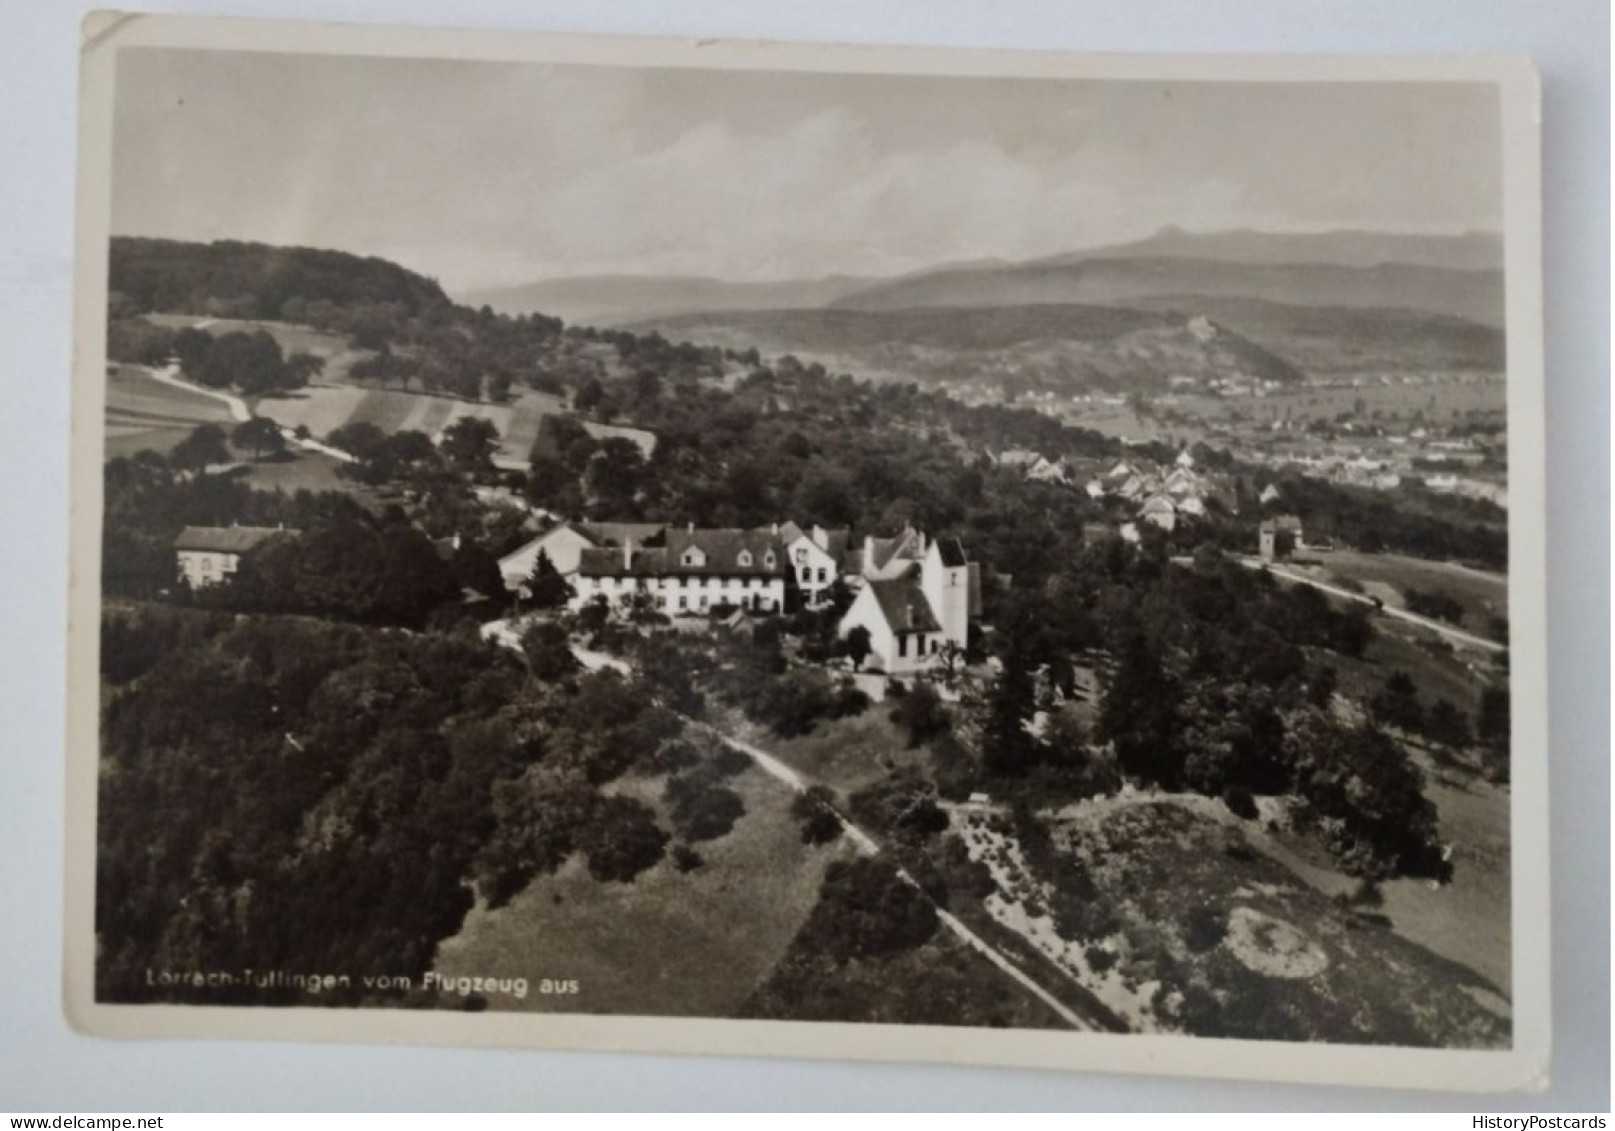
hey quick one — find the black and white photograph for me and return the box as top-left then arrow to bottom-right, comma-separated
63,15 -> 1551,1091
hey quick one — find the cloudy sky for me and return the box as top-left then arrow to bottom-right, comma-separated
111,48 -> 1503,294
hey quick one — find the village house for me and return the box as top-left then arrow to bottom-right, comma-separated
1258,514 -> 1305,562
174,524 -> 294,588
838,530 -> 981,674
777,521 -> 853,606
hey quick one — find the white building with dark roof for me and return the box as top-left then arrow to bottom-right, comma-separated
174,524 -> 294,588
569,526 -> 790,615
838,533 -> 980,674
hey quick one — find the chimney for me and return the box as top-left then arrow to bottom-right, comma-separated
623,538 -> 633,570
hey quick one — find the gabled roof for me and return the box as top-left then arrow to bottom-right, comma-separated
867,526 -> 924,571
866,574 -> 941,635
578,528 -> 786,577
575,521 -> 666,547
174,525 -> 292,554
934,537 -> 968,568
774,522 -> 851,560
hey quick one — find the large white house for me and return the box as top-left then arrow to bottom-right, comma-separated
838,531 -> 980,674
570,526 -> 791,615
174,524 -> 294,588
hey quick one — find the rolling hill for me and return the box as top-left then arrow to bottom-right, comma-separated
459,272 -> 882,327
1122,296 -> 1507,376
1028,227 -> 1503,273
638,304 -> 1306,394
827,257 -> 1504,328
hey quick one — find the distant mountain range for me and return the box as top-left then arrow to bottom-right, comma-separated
461,273 -> 881,327
460,228 -> 1505,328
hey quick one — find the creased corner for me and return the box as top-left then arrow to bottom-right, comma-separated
81,10 -> 140,56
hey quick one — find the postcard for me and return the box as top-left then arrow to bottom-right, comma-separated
66,12 -> 1548,1091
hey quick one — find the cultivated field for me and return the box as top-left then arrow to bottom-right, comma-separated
256,384 -> 653,469
432,762 -> 845,1017
104,364 -> 235,458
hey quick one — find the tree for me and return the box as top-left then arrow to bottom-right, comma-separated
1425,699 -> 1472,749
170,423 -> 231,473
578,796 -> 668,883
520,621 -> 578,682
231,416 -> 285,461
583,439 -> 645,512
790,785 -> 843,845
1476,687 -> 1510,753
441,417 -> 499,473
1370,671 -> 1424,733
982,648 -> 1039,777
1289,713 -> 1444,879
1098,631 -> 1183,787
326,421 -> 387,462
283,351 -> 326,390
888,680 -> 949,748
799,857 -> 938,961
574,377 -> 605,413
843,625 -> 872,671
523,549 -> 572,609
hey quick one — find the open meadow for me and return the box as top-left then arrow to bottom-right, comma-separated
433,763 -> 847,1017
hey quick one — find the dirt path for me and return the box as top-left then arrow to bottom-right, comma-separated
474,623 -> 1105,1031
693,725 -> 1096,1030
140,364 -> 356,463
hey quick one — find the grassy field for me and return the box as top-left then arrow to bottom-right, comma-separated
255,384 -> 649,469
432,762 -> 847,1018
104,364 -> 235,458
738,709 -> 928,798
220,451 -> 388,505
140,311 -> 355,360
1305,550 -> 1508,635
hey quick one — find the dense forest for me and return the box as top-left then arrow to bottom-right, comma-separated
109,237 -> 451,324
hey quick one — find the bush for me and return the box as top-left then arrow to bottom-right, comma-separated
665,775 -> 746,843
1086,945 -> 1119,974
1221,785 -> 1258,820
578,796 -> 668,882
1183,905 -> 1227,953
798,857 -> 939,961
791,785 -> 844,845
